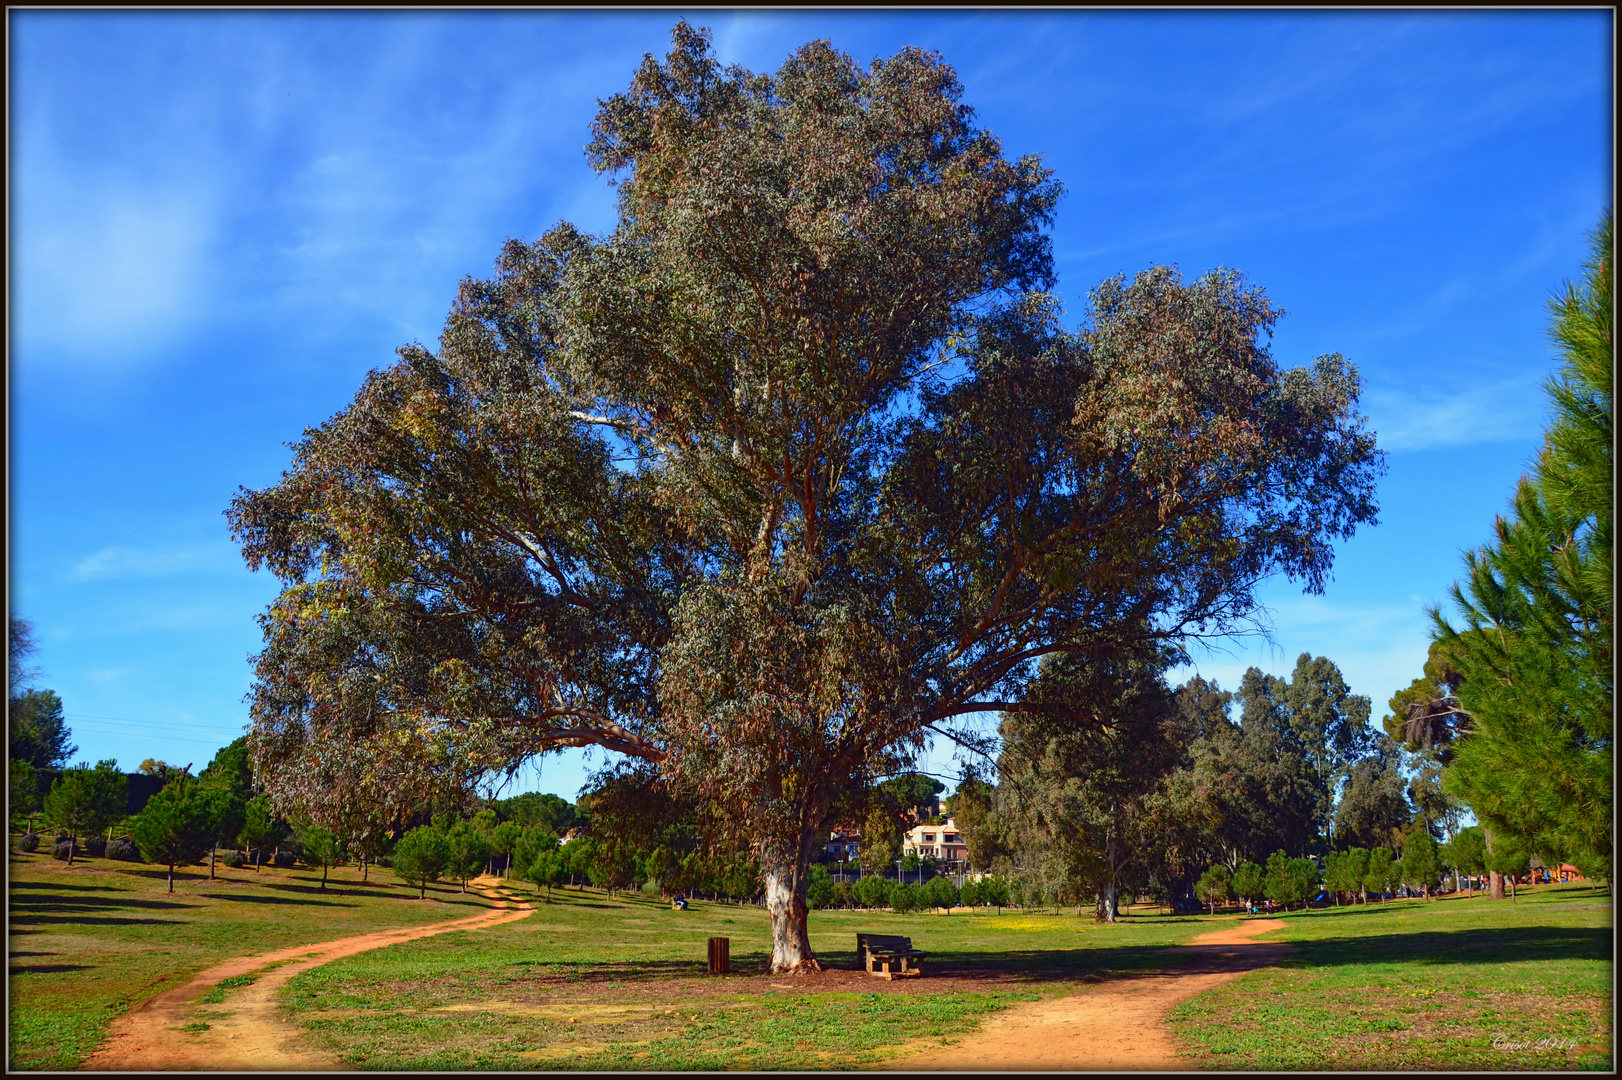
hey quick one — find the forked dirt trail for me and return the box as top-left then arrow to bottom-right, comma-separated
84,879 -> 534,1072
894,917 -> 1291,1072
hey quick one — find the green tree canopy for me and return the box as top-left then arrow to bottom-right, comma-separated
133,777 -> 212,892
442,817 -> 492,893
201,737 -> 255,801
1433,212 -> 1612,887
42,760 -> 127,863
1401,827 -> 1441,897
300,824 -> 346,889
227,23 -> 1384,971
1195,865 -> 1231,914
392,825 -> 451,899
496,792 -> 582,834
1237,654 -> 1372,852
1443,825 -> 1487,883
10,759 -> 41,827
237,793 -> 287,871
1363,847 -> 1399,903
1333,735 -> 1413,852
10,690 -> 77,771
998,642 -> 1187,923
1231,861 -> 1264,906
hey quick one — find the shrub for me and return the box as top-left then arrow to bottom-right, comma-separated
976,875 -> 1011,907
852,874 -> 893,909
105,838 -> 140,862
831,880 -> 855,909
273,848 -> 296,868
1288,857 -> 1321,906
52,840 -> 75,861
393,825 -> 452,898
221,849 -> 247,868
1195,865 -> 1232,913
923,874 -> 959,910
17,833 -> 39,853
83,835 -> 107,858
891,881 -> 923,914
376,855 -> 394,868
807,865 -> 835,910
1231,861 -> 1264,905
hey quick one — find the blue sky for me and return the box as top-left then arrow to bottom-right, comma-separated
9,10 -> 1612,799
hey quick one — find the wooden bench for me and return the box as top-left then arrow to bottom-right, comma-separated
857,933 -> 927,979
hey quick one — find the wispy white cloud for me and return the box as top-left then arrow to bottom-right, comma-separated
12,181 -> 220,367
69,542 -> 242,584
1364,370 -> 1548,451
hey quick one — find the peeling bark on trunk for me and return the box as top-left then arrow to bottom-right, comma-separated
1099,881 -> 1117,923
761,834 -> 823,975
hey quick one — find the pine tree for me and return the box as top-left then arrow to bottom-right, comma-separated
133,777 -> 212,893
1433,211 -> 1612,890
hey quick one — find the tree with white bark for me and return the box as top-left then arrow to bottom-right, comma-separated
227,23 -> 1383,971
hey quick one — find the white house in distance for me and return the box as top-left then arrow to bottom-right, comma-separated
902,817 -> 967,869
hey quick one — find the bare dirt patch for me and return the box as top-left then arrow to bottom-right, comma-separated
887,917 -> 1291,1071
81,880 -> 534,1072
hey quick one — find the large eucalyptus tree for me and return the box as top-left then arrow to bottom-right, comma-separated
229,23 -> 1384,971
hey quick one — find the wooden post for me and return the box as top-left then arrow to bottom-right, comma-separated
707,936 -> 730,975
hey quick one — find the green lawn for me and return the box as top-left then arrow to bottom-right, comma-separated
1167,882 -> 1613,1071
7,848 -> 501,1071
12,845 -> 1613,1072
281,888 -> 1220,1070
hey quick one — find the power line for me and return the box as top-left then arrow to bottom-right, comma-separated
64,712 -> 247,737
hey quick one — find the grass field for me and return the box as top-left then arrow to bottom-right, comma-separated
6,847 -> 503,1070
10,844 -> 1614,1072
1168,882 -> 1613,1071
281,885 -> 1218,1070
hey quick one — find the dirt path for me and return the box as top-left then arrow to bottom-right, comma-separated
83,878 -> 534,1072
893,917 -> 1291,1072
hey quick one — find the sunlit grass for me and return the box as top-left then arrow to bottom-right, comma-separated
7,848 -> 497,1070
1168,883 -> 1612,1070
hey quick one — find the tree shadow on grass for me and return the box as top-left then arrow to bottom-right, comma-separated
10,963 -> 92,975
1280,925 -> 1611,970
246,879 -> 488,905
9,895 -> 193,913
200,893 -> 355,907
6,880 -> 123,893
922,924 -> 1613,986
7,914 -> 183,927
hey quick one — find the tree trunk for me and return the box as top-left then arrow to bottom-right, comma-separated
254,849 -> 261,873
168,861 -> 175,893
321,864 -> 328,890
210,844 -> 217,880
1101,836 -> 1119,924
67,833 -> 75,866
1489,870 -> 1505,900
761,835 -> 822,975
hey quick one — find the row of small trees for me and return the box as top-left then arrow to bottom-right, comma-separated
1191,821 -> 1548,915
803,866 -> 1016,913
